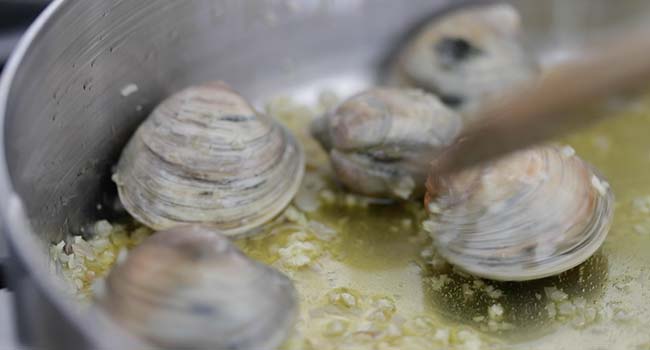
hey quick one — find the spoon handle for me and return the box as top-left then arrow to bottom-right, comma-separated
429,25 -> 650,175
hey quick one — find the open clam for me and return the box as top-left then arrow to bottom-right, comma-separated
97,225 -> 297,350
424,145 -> 614,281
311,87 -> 463,199
395,3 -> 537,117
113,82 -> 305,236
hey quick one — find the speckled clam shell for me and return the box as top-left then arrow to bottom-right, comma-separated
114,82 -> 304,236
424,145 -> 614,281
311,87 -> 462,199
395,3 -> 537,118
97,226 -> 298,350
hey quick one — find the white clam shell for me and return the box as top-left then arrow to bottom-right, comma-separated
114,82 -> 305,236
397,3 -> 537,117
425,145 -> 614,281
311,87 -> 462,199
98,226 -> 298,349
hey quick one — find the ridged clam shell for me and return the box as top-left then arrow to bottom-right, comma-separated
396,3 -> 537,117
114,82 -> 304,236
424,145 -> 614,281
98,226 -> 297,350
311,87 -> 462,199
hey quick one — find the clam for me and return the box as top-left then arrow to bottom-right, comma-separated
396,3 -> 537,117
97,225 -> 298,349
311,87 -> 463,199
113,82 -> 305,236
424,145 -> 614,281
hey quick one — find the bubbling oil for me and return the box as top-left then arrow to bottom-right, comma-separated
236,95 -> 650,349
51,93 -> 650,350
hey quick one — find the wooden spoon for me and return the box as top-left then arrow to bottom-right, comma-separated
426,25 -> 650,175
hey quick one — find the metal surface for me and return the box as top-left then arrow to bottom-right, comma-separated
0,290 -> 19,349
0,0 -> 47,272
1,0 -> 650,348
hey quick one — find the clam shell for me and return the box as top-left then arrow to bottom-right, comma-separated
98,226 -> 298,349
424,145 -> 614,281
311,87 -> 462,199
114,82 -> 305,236
396,3 -> 537,117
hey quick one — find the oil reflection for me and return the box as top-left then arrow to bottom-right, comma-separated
422,251 -> 609,342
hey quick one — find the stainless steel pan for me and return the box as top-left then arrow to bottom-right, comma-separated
1,0 -> 649,348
